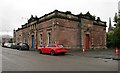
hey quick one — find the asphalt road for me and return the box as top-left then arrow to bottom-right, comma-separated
1,46 -> 118,71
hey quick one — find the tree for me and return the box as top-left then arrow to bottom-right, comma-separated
8,38 -> 13,43
107,13 -> 120,48
114,13 -> 118,23
106,32 -> 113,48
112,13 -> 120,48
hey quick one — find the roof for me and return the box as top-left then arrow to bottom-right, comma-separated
16,10 -> 106,31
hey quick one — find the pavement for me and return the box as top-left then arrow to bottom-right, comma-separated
67,49 -> 120,72
29,48 -> 120,60
67,49 -> 120,61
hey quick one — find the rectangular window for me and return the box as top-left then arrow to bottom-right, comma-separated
40,34 -> 43,46
91,38 -> 94,46
48,32 -> 51,44
100,37 -> 102,45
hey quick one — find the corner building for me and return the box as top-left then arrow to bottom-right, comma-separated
14,10 -> 107,50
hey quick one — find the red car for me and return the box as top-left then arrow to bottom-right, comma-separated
38,44 -> 67,55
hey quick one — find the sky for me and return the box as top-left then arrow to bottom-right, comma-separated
0,0 -> 119,37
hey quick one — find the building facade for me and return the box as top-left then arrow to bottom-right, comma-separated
14,10 -> 107,50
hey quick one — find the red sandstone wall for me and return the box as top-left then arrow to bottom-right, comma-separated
55,18 -> 80,47
81,18 -> 106,49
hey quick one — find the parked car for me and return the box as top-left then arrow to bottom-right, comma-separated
4,43 -> 12,48
7,43 -> 12,48
38,44 -> 67,55
2,42 -> 5,47
3,43 -> 8,47
11,43 -> 19,49
17,43 -> 29,50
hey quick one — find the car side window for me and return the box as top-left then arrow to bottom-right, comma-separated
47,45 -> 51,47
51,45 -> 56,47
47,45 -> 50,47
47,44 -> 56,47
23,44 -> 26,46
20,43 -> 22,46
46,44 -> 55,48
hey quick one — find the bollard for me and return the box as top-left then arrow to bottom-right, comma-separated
115,47 -> 119,55
82,48 -> 85,53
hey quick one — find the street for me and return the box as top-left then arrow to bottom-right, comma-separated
2,46 -> 118,71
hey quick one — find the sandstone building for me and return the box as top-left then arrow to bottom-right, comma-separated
14,10 -> 107,50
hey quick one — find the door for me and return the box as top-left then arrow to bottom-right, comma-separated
32,35 -> 34,48
86,34 -> 90,49
44,45 -> 51,53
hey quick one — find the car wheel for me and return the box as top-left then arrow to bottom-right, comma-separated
62,53 -> 65,55
19,47 -> 22,50
39,50 -> 42,54
50,50 -> 55,56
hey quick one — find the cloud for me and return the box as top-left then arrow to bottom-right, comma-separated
0,0 -> 119,36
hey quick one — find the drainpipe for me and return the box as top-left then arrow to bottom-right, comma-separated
36,29 -> 38,49
79,19 -> 82,49
53,19 -> 57,44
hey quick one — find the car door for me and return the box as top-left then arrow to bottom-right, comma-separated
41,46 -> 46,53
45,45 -> 51,53
48,44 -> 56,53
41,45 -> 49,53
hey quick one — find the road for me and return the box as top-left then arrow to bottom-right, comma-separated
1,46 -> 118,71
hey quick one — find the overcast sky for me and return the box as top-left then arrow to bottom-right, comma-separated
0,0 -> 119,36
